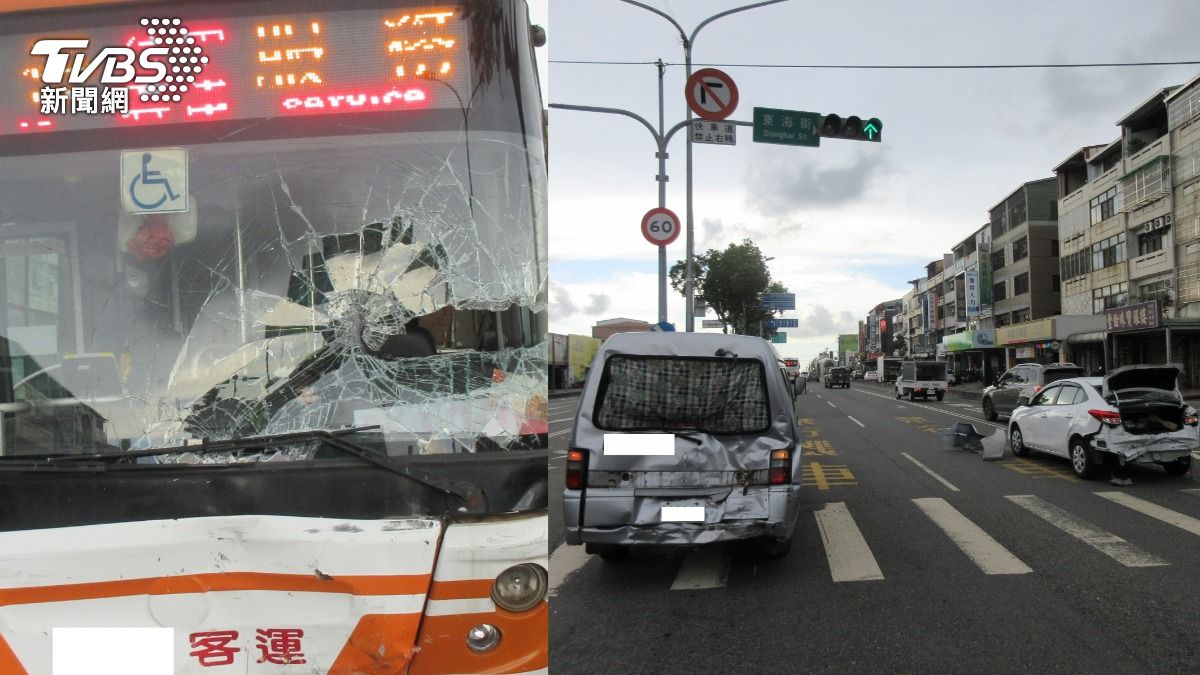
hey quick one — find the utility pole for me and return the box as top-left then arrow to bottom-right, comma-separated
615,0 -> 792,331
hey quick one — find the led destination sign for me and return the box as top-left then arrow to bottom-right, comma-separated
1,4 -> 469,136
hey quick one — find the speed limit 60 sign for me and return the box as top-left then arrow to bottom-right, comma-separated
641,207 -> 681,247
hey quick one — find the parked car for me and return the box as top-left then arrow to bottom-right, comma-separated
863,371 -> 879,382
1007,366 -> 1198,479
852,369 -> 864,380
562,332 -> 803,559
824,366 -> 851,389
982,363 -> 1086,421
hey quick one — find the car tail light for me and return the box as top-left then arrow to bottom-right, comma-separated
1088,409 -> 1121,427
1186,414 -> 1199,427
565,449 -> 587,490
1033,384 -> 1043,393
769,448 -> 791,485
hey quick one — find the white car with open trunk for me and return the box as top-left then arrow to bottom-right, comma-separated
1007,365 -> 1199,479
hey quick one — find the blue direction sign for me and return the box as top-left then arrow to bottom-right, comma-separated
767,319 -> 799,329
762,293 -> 796,311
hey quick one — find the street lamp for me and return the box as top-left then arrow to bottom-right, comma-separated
615,0 -> 792,332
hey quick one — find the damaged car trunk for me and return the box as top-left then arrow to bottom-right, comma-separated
1104,365 -> 1188,435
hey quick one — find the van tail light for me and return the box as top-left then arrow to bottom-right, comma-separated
769,448 -> 791,485
1088,409 -> 1122,427
565,449 -> 587,490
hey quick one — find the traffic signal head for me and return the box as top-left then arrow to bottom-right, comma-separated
819,114 -> 882,142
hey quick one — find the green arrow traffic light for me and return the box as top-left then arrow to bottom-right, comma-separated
819,114 -> 882,142
863,118 -> 882,140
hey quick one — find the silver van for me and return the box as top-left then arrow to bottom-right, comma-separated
562,332 -> 803,559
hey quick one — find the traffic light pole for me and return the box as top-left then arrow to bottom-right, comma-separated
616,0 -> 792,332
546,99 -> 692,324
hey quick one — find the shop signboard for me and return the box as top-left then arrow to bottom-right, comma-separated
1105,300 -> 1160,332
996,318 -> 1054,346
965,269 -> 980,316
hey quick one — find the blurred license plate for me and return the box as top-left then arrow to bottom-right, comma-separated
660,505 -> 705,522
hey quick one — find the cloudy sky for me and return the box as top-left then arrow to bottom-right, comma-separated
543,0 -> 1200,364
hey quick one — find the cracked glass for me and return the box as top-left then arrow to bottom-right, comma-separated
0,0 -> 548,462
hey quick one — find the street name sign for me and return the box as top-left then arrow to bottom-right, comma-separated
770,334 -> 787,344
752,107 -> 820,147
767,318 -> 799,329
762,293 -> 796,311
701,319 -> 725,329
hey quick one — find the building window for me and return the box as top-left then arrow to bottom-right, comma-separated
1012,237 -> 1028,262
1091,232 -> 1126,270
1089,186 -> 1118,225
1013,309 -> 1030,324
1137,229 -> 1166,255
1060,248 -> 1092,280
991,248 -> 1006,271
1092,282 -> 1128,313
995,314 -> 1010,327
1013,272 -> 1029,296
1138,279 -> 1171,302
993,280 -> 1007,302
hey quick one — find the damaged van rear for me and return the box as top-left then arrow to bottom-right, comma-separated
562,333 -> 802,559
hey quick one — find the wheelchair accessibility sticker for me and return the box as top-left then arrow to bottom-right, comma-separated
121,148 -> 188,213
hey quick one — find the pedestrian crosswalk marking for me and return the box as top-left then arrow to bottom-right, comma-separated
913,498 -> 1032,574
814,502 -> 884,582
670,545 -> 731,591
1096,492 -> 1200,537
1005,495 -> 1168,568
549,543 -> 592,598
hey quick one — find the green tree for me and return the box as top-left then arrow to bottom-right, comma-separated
669,239 -> 785,338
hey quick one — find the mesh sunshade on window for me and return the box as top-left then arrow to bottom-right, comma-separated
594,356 -> 769,434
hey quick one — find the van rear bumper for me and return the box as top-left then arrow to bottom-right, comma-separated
562,487 -> 798,546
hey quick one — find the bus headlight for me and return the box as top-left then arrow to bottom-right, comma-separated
490,563 -> 547,612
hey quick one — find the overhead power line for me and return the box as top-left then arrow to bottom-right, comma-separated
549,59 -> 1200,69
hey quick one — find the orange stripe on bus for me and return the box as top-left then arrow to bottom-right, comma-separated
408,602 -> 548,675
0,632 -> 29,675
327,614 -> 422,675
427,578 -> 494,600
0,572 -> 432,607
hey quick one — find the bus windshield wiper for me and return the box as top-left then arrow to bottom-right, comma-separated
34,426 -> 488,515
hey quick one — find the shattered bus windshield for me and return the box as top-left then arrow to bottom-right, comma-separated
0,1 -> 548,461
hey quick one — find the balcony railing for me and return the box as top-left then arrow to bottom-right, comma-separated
1129,249 -> 1171,279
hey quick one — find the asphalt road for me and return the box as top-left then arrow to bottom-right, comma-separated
548,381 -> 1200,674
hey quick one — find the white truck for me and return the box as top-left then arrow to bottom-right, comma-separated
876,356 -> 902,383
895,360 -> 948,401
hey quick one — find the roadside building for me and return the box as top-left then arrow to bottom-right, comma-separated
591,317 -> 652,340
941,225 -> 1001,383
549,333 -> 569,389
1053,77 -> 1200,385
1054,141 -> 1120,373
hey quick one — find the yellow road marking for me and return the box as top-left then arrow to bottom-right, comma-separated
803,462 -> 856,490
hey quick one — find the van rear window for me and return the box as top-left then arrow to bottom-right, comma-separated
593,356 -> 770,434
